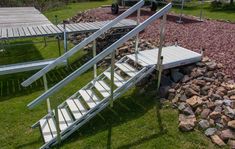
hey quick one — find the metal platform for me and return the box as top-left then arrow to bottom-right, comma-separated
127,45 -> 202,69
0,19 -> 136,40
0,59 -> 67,75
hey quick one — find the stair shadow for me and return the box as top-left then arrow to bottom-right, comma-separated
63,82 -> 167,148
0,50 -> 91,101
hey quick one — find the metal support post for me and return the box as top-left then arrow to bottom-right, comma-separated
201,48 -> 205,57
63,23 -> 68,53
157,14 -> 166,71
55,15 -> 58,25
43,37 -> 47,47
177,0 -> 184,23
157,56 -> 163,91
199,0 -> 204,21
110,51 -> 115,108
57,37 -> 61,56
135,8 -> 141,66
93,40 -> 97,79
55,107 -> 61,147
43,75 -> 51,113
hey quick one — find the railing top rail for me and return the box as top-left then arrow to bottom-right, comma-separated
27,3 -> 172,109
21,0 -> 145,87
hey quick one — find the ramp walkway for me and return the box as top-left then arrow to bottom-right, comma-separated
20,2 -> 201,148
0,19 -> 136,40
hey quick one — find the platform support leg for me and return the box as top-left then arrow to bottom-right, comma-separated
57,36 -> 61,56
157,14 -> 166,71
135,8 -> 140,66
110,51 -> 115,108
43,37 -> 47,47
157,56 -> 163,91
199,0 -> 204,21
43,75 -> 51,113
63,23 -> 68,64
93,40 -> 97,79
177,0 -> 184,23
156,14 -> 166,91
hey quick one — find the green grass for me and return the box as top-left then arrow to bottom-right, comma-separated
44,0 -> 112,24
171,1 -> 235,22
0,1 -> 231,148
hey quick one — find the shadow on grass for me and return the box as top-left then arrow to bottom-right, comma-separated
15,138 -> 42,149
0,40 -> 43,65
62,82 -> 167,148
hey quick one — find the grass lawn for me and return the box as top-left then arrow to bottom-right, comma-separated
0,0 -> 232,148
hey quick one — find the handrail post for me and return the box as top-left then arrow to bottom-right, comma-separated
199,0 -> 204,21
177,0 -> 184,23
156,14 -> 166,91
157,14 -> 166,71
135,8 -> 141,66
63,23 -> 68,53
110,51 -> 115,107
93,40 -> 97,79
43,75 -> 51,113
157,56 -> 163,91
55,107 -> 61,147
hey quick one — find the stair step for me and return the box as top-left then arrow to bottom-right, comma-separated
93,80 -> 110,98
115,62 -> 138,77
58,108 -> 74,131
40,117 -> 57,143
66,98 -> 87,120
79,89 -> 99,109
103,71 -> 125,87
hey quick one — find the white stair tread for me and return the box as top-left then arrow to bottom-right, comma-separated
40,117 -> 57,143
115,62 -> 138,77
103,71 -> 125,87
94,80 -> 110,98
79,90 -> 97,108
58,108 -> 73,131
66,99 -> 85,120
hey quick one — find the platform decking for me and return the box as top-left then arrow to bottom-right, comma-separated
0,19 -> 137,40
127,46 -> 202,69
0,7 -> 52,28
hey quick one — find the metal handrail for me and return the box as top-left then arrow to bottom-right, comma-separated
21,0 -> 145,87
27,3 -> 172,109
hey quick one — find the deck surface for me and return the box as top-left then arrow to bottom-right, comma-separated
0,19 -> 136,40
127,46 -> 202,69
0,7 -> 52,28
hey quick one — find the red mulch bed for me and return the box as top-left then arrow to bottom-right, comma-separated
84,8 -> 235,80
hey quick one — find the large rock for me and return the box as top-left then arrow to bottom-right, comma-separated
179,114 -> 196,131
220,129 -> 235,140
186,96 -> 202,108
209,111 -> 221,120
185,88 -> 199,97
201,108 -> 211,119
228,90 -> 235,96
170,69 -> 184,83
206,61 -> 217,71
198,119 -> 209,129
205,127 -> 217,136
228,140 -> 235,149
210,135 -> 226,147
224,106 -> 235,119
228,120 -> 235,129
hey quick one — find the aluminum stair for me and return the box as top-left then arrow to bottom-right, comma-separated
36,56 -> 155,148
22,2 -> 173,148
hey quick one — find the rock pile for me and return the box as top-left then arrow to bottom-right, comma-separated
163,57 -> 235,147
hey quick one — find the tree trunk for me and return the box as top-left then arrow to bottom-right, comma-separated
231,0 -> 234,5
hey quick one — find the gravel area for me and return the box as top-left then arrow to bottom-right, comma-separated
74,7 -> 235,79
